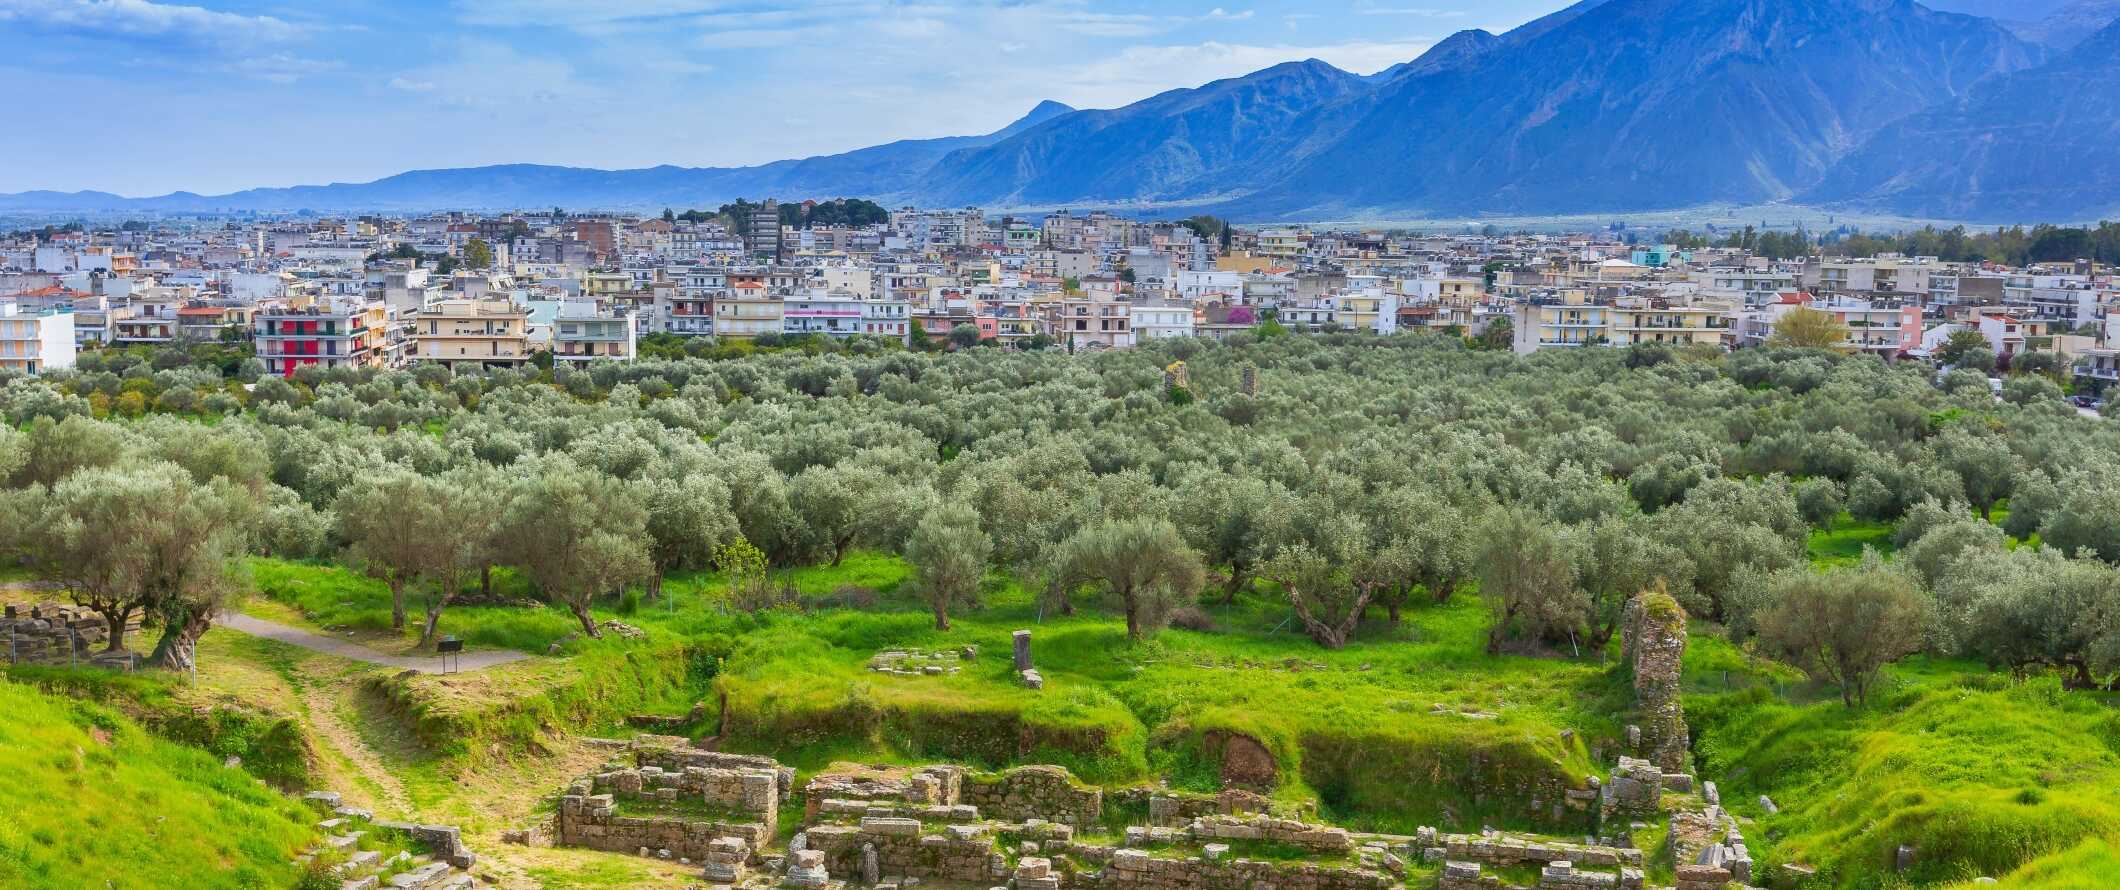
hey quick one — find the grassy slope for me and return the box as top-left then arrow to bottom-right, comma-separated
0,678 -> 319,889
243,530 -> 2120,886
1692,662 -> 2120,888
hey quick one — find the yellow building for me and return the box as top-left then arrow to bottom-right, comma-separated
1607,300 -> 1733,349
1512,290 -> 1611,354
409,298 -> 531,367
712,281 -> 785,340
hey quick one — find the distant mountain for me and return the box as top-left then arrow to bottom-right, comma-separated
2006,0 -> 2120,49
7,0 -> 2110,222
915,60 -> 1375,207
1919,0 -> 2074,20
1805,19 -> 2120,221
0,101 -> 1076,215
1234,0 -> 2041,218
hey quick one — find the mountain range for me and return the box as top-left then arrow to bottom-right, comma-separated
5,0 -> 2120,223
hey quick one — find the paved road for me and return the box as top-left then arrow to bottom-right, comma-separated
216,612 -> 531,674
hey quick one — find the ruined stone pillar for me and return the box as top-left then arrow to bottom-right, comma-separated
1012,630 -> 1033,671
1623,588 -> 1690,774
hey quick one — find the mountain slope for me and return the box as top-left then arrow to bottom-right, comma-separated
2007,0 -> 2120,49
915,61 -> 1375,207
0,102 -> 1075,214
1804,18 -> 2120,220
1237,0 -> 2042,218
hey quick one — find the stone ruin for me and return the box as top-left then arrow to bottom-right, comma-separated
1015,629 -> 1043,689
1665,791 -> 1753,890
867,646 -> 974,677
541,734 -> 1760,890
3,602 -> 139,671
1426,824 -> 1646,890
1620,590 -> 1690,774
555,735 -> 784,862
297,790 -> 478,890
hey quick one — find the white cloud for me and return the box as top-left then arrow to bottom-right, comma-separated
386,40 -> 593,109
231,53 -> 343,84
0,0 -> 305,42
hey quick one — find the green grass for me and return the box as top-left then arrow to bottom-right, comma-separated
0,677 -> 320,889
1808,517 -> 1898,567
5,663 -> 314,790
1692,660 -> 2120,888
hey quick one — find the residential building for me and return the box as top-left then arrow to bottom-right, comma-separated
409,298 -> 532,367
551,298 -> 637,363
1130,303 -> 1195,342
254,298 -> 387,376
0,303 -> 75,375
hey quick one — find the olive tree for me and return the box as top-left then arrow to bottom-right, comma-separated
1053,518 -> 1205,642
29,463 -> 253,669
1476,508 -> 1587,655
493,459 -> 652,637
1756,558 -> 1929,706
903,503 -> 991,630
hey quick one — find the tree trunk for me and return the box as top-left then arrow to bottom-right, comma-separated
645,574 -> 663,603
149,608 -> 214,672
1122,588 -> 1141,641
832,537 -> 852,567
389,578 -> 407,631
418,589 -> 458,649
932,600 -> 951,631
1385,600 -> 1401,624
572,601 -> 601,638
1221,565 -> 1249,606
1432,579 -> 1456,605
102,606 -> 134,653
480,565 -> 493,598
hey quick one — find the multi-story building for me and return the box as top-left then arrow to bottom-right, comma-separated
713,281 -> 784,340
551,298 -> 636,363
1333,291 -> 1399,334
2003,274 -> 2105,327
0,303 -> 75,375
1130,303 -> 1195,342
1053,295 -> 1132,351
1814,298 -> 1924,357
782,293 -> 866,339
408,298 -> 531,367
254,299 -> 387,376
1513,291 -> 1613,353
1604,299 -> 1734,350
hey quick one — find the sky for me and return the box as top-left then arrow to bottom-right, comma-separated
0,0 -> 1584,196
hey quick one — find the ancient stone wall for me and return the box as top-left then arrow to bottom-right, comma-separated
588,764 -> 779,819
802,819 -> 1008,884
1424,828 -> 1644,871
812,798 -> 981,823
1134,788 -> 1273,827
3,603 -> 136,670
960,765 -> 1103,826
1621,591 -> 1690,774
1062,845 -> 1396,890
1186,814 -> 1353,854
627,735 -> 796,798
1438,859 -> 1644,890
555,791 -> 771,861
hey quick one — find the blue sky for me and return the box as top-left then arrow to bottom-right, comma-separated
0,0 -> 1582,196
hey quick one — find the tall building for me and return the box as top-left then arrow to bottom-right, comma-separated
748,200 -> 783,261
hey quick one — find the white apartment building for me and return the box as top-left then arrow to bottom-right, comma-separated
0,303 -> 76,375
1130,303 -> 1195,342
551,299 -> 637,363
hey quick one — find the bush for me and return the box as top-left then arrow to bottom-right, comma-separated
1168,605 -> 1218,632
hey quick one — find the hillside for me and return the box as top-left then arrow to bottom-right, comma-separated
1806,18 -> 2120,221
5,0 -> 2101,220
0,678 -> 320,888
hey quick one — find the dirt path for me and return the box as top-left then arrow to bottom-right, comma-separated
217,612 -> 530,673
294,666 -> 415,818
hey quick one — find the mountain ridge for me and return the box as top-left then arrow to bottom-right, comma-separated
5,0 -> 2111,222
